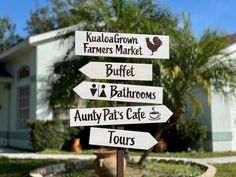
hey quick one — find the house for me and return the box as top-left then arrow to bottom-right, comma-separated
185,34 -> 236,152
0,26 -> 76,149
0,27 -> 236,151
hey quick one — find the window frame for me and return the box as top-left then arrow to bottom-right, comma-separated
17,66 -> 30,81
17,86 -> 30,130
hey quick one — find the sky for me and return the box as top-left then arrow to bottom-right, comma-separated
0,0 -> 236,37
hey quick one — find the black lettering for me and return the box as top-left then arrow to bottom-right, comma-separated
110,85 -> 118,98
106,64 -> 113,77
108,130 -> 116,143
83,43 -> 89,53
103,109 -> 110,121
114,136 -> 119,144
116,44 -> 123,54
74,110 -> 81,121
130,137 -> 135,146
152,92 -> 156,99
86,32 -> 92,42
120,137 -> 126,145
126,108 -> 132,120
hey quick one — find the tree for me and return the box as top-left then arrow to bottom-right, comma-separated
161,14 -> 235,120
0,17 -> 21,53
26,7 -> 56,35
138,14 -> 236,165
39,0 -> 236,166
26,0 -> 78,35
48,0 -> 178,110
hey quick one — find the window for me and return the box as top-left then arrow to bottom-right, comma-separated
18,86 -> 30,129
17,66 -> 29,81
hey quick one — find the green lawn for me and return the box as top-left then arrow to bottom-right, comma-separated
40,149 -> 236,158
0,157 -> 204,177
0,156 -> 65,177
214,163 -> 236,177
146,151 -> 236,158
1,151 -> 236,177
57,161 -> 204,177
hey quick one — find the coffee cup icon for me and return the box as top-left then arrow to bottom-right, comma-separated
149,107 -> 161,120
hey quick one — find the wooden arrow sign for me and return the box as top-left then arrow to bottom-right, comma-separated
89,127 -> 158,150
70,105 -> 172,127
73,81 -> 163,104
75,31 -> 169,59
79,62 -> 152,81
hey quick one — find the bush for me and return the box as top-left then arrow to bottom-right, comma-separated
27,119 -> 81,152
162,119 -> 207,152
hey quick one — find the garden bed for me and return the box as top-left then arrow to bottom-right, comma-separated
30,159 -> 210,177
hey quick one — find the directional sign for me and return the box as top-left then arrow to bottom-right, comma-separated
89,127 -> 158,150
79,62 -> 152,81
70,105 -> 172,127
73,81 -> 163,104
75,31 -> 169,59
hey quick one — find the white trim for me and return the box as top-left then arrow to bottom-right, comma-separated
0,25 -> 80,60
0,77 -> 13,83
0,40 -> 29,60
29,25 -> 79,45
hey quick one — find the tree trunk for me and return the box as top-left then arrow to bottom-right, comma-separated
137,113 -> 183,166
137,123 -> 168,166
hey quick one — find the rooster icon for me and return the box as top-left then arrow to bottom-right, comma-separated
146,36 -> 162,55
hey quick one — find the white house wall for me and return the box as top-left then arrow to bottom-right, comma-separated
230,94 -> 236,151
36,36 -> 74,120
184,87 -> 213,151
210,88 -> 233,151
207,43 -> 236,152
2,48 -> 37,149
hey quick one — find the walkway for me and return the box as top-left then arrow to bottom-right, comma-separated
1,147 -> 236,164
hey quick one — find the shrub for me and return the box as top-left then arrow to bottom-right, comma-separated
162,119 -> 207,152
27,119 -> 81,152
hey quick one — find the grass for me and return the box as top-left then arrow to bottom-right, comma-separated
40,149 -> 236,158
1,155 -> 236,177
56,160 -> 204,177
0,156 -> 64,177
141,151 -> 236,158
38,149 -> 94,154
214,163 -> 236,177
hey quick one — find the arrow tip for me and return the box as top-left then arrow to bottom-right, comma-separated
79,62 -> 92,79
73,82 -> 85,97
146,133 -> 158,150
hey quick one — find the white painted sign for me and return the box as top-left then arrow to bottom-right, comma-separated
73,81 -> 163,104
70,105 -> 172,127
75,31 -> 169,59
79,62 -> 152,81
89,127 -> 158,150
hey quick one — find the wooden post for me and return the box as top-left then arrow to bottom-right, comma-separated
116,56 -> 125,177
116,125 -> 124,177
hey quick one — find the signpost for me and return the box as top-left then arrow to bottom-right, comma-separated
73,81 -> 163,104
75,31 -> 169,59
79,62 -> 152,81
89,127 -> 158,150
70,105 -> 172,126
71,30 -> 170,177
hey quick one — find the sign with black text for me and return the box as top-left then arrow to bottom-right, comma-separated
75,31 -> 169,59
89,127 -> 158,150
73,81 -> 163,104
79,62 -> 152,81
70,105 -> 172,126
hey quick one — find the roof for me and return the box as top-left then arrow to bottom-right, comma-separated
0,25 -> 80,61
225,34 -> 236,45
